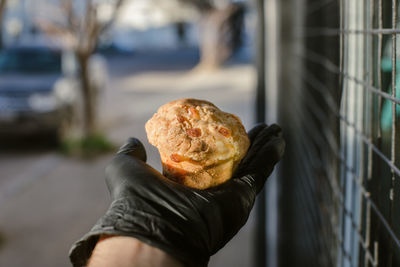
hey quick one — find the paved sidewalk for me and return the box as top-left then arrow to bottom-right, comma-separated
0,49 -> 257,267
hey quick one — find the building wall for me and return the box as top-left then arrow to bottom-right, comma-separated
268,0 -> 400,266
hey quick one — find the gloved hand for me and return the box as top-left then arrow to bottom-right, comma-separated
69,123 -> 285,267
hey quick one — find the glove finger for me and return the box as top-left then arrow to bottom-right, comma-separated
234,135 -> 285,193
238,124 -> 282,169
251,136 -> 286,193
247,123 -> 267,143
237,123 -> 268,168
264,135 -> 286,164
117,137 -> 147,162
250,124 -> 282,151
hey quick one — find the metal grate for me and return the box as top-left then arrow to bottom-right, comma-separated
275,0 -> 400,266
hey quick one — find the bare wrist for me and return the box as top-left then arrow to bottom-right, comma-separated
88,235 -> 184,267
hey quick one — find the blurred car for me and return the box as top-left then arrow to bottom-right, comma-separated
0,46 -> 108,140
96,41 -> 134,55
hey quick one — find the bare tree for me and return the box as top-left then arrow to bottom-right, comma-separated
181,0 -> 245,69
0,0 -> 7,50
40,0 -> 124,137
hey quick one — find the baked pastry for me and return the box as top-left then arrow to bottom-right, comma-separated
145,98 -> 250,189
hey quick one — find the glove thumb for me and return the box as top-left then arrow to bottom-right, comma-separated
117,137 -> 147,162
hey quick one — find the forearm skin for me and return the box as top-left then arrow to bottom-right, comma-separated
87,236 -> 185,267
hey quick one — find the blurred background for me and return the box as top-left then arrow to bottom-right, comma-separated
1,0 -> 400,267
0,0 -> 258,266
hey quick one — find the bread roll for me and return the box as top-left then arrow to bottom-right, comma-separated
145,98 -> 249,189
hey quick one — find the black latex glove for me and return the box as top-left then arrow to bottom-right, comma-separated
69,123 -> 285,267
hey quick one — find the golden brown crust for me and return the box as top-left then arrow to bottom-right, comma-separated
145,98 -> 250,189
